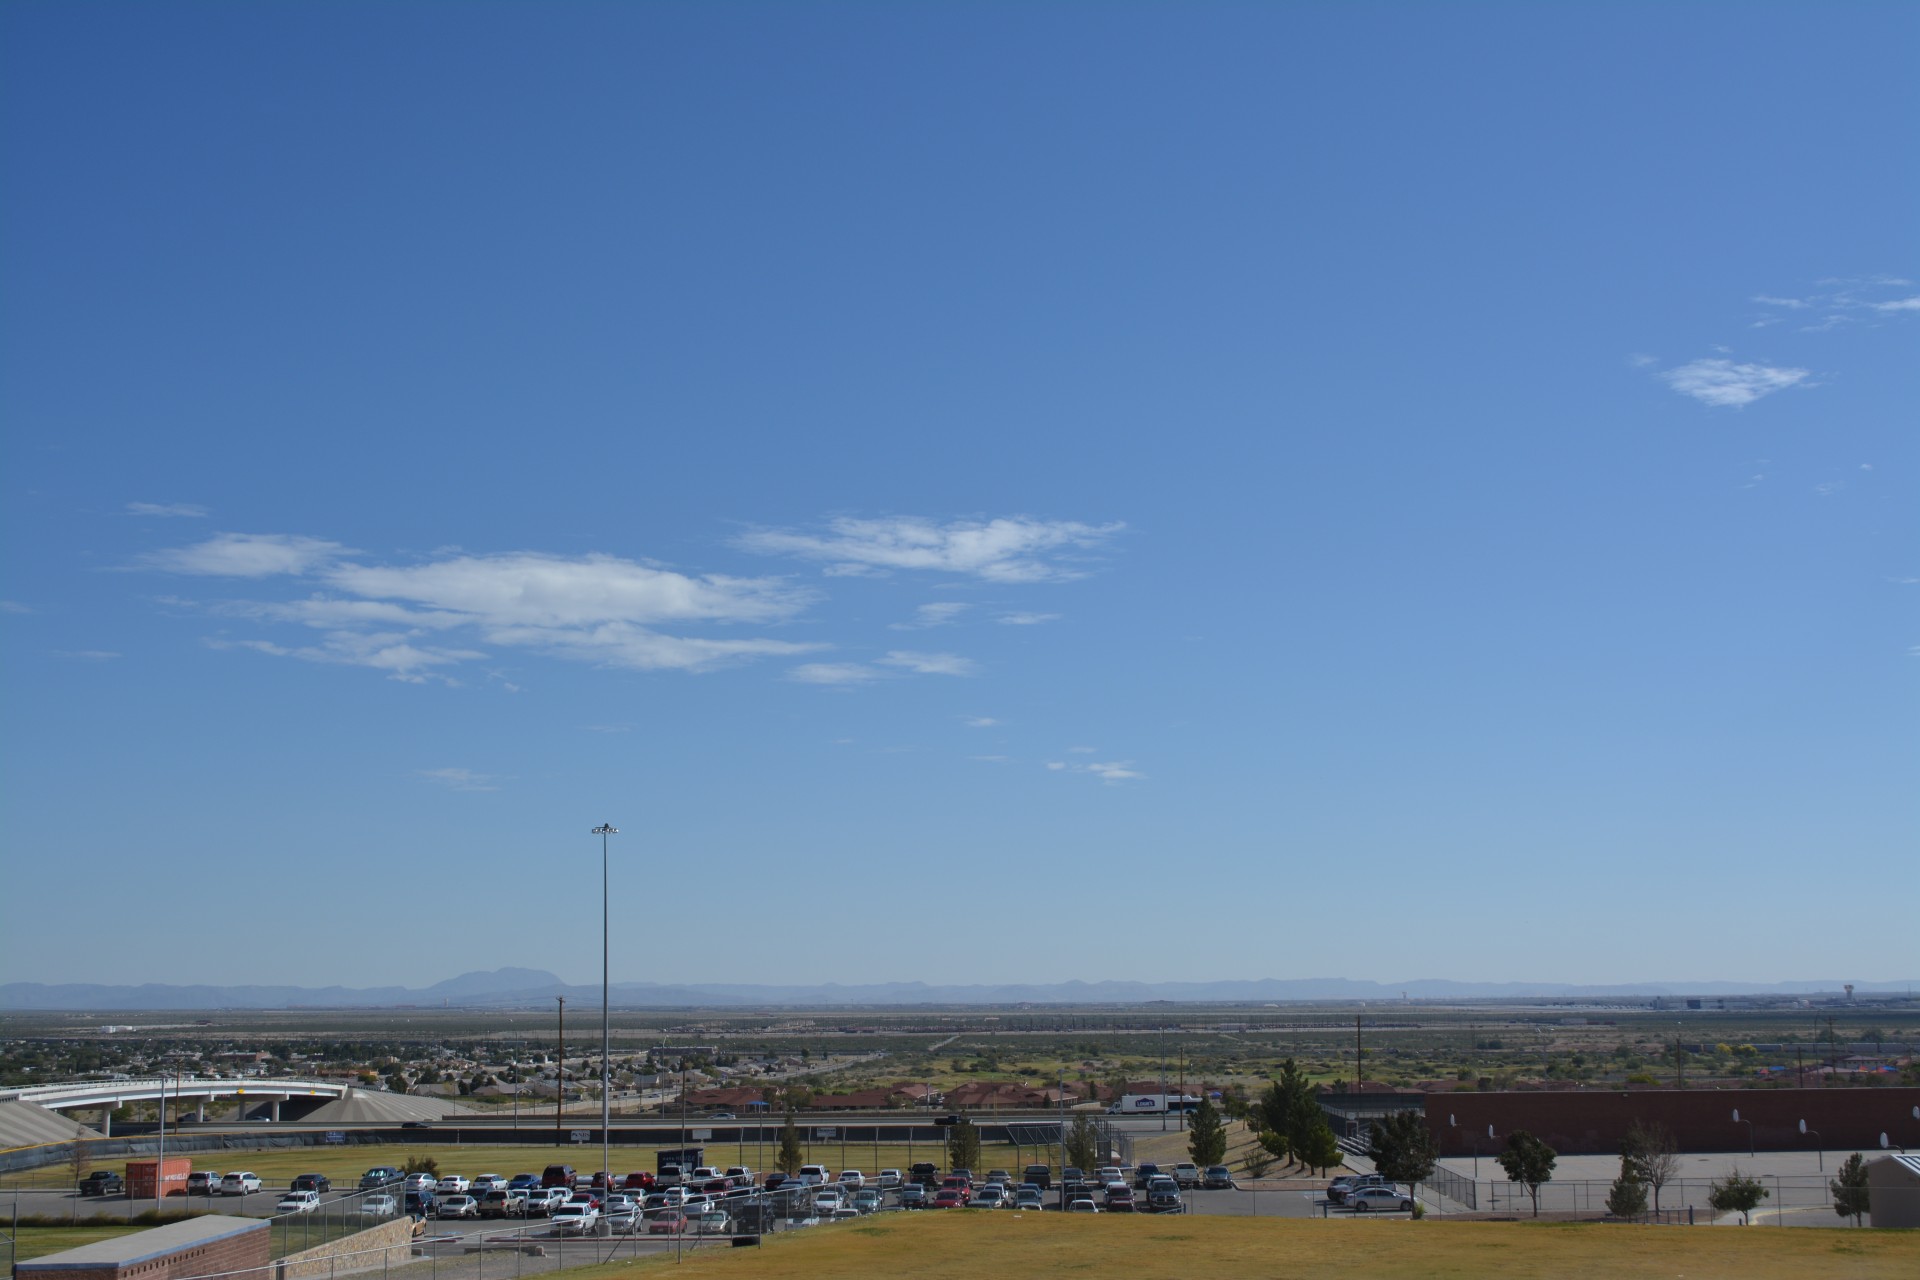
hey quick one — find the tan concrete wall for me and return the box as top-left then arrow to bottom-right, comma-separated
275,1218 -> 415,1280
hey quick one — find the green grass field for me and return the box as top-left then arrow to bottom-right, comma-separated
568,1212 -> 1915,1280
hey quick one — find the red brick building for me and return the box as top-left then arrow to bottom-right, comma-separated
17,1216 -> 270,1280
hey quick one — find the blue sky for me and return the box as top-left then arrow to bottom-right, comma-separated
2,2 -> 1914,990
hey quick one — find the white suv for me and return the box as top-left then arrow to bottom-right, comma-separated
220,1172 -> 261,1195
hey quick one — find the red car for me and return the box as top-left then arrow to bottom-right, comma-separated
647,1211 -> 688,1235
931,1189 -> 965,1209
589,1172 -> 613,1190
940,1176 -> 969,1194
622,1172 -> 655,1191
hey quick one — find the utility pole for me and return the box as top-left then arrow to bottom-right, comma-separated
555,996 -> 566,1146
1355,1016 -> 1362,1095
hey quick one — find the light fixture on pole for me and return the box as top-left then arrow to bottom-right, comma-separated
592,823 -> 619,1195
1799,1118 -> 1822,1171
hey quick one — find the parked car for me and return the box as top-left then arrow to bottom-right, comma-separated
508,1173 -> 543,1191
1014,1186 -> 1044,1210
876,1169 -> 902,1189
1132,1163 -> 1161,1190
550,1204 -> 599,1234
277,1190 -> 322,1215
813,1188 -> 846,1213
1349,1186 -> 1416,1213
966,1189 -> 1003,1209
622,1171 -> 657,1191
290,1174 -> 332,1193
360,1167 -> 403,1191
852,1189 -> 882,1214
1172,1163 -> 1200,1188
837,1170 -> 865,1189
909,1163 -> 940,1187
900,1184 -> 928,1209
930,1189 -> 964,1209
1146,1184 -> 1183,1213
1103,1184 -> 1136,1212
1064,1198 -> 1100,1213
403,1190 -> 437,1219
797,1165 -> 830,1186
471,1175 -> 507,1192
541,1165 -> 576,1189
1202,1166 -> 1234,1190
437,1195 -> 480,1219
1327,1174 -> 1393,1204
78,1172 -> 124,1196
187,1172 -> 220,1195
403,1173 -> 438,1192
646,1210 -> 688,1235
437,1175 -> 471,1194
478,1190 -> 517,1218
694,1210 -> 730,1235
220,1173 -> 262,1196
360,1194 -> 398,1217
724,1167 -> 753,1186
1022,1164 -> 1052,1190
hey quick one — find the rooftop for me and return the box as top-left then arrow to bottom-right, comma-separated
19,1216 -> 265,1270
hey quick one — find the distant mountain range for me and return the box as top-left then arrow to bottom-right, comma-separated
2,969 -> 1914,1011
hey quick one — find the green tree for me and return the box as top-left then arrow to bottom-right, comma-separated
1257,1058 -> 1321,1169
947,1115 -> 983,1174
1621,1120 -> 1679,1213
1708,1168 -> 1768,1225
402,1155 -> 440,1177
1064,1113 -> 1100,1172
1830,1152 -> 1869,1227
1188,1098 -> 1228,1166
1604,1157 -> 1647,1220
1495,1130 -> 1556,1217
776,1109 -> 803,1176
386,1070 -> 409,1095
1366,1110 -> 1438,1202
1297,1119 -> 1343,1176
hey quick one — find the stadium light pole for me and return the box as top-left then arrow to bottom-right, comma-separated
593,823 -> 619,1192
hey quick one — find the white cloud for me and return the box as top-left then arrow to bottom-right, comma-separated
140,532 -> 347,577
126,502 -> 209,518
1870,297 -> 1920,313
53,649 -> 121,661
1751,295 -> 1809,310
736,515 -> 1121,583
0,600 -> 33,614
788,662 -> 880,685
1047,757 -> 1145,782
1625,353 -> 1659,368
1067,745 -> 1097,753
961,716 -> 999,728
996,611 -> 1060,626
970,754 -> 1011,763
879,650 -> 978,676
209,631 -> 485,684
418,767 -> 498,792
148,539 -> 823,680
1814,481 -> 1845,498
1659,358 -> 1809,407
891,601 -> 970,630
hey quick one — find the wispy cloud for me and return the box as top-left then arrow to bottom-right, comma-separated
1814,481 -> 1845,498
53,649 -> 121,661
996,611 -> 1060,626
126,502 -> 209,518
891,601 -> 970,630
879,650 -> 978,676
145,536 -> 823,680
138,532 -> 348,577
1047,757 -> 1145,783
1659,358 -> 1809,408
0,600 -> 34,615
417,767 -> 499,792
961,716 -> 999,728
1871,296 -> 1920,313
736,515 -> 1121,583
1747,278 -> 1920,331
787,662 -> 880,685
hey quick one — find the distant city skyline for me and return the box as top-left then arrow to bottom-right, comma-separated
2,3 -> 1914,988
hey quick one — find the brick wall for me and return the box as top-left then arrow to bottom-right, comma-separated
1424,1087 -> 1920,1156
275,1218 -> 415,1280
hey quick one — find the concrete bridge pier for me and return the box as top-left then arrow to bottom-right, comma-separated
99,1106 -> 112,1136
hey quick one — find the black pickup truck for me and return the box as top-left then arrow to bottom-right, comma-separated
78,1171 -> 124,1196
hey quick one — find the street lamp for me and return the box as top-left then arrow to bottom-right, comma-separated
592,823 -> 619,1195
1799,1118 -> 1822,1172
1732,1108 -> 1754,1157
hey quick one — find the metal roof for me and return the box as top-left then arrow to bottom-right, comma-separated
17,1216 -> 265,1270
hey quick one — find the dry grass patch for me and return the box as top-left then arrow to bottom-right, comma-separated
567,1212 -> 1918,1280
